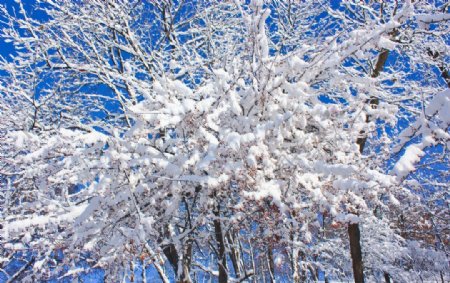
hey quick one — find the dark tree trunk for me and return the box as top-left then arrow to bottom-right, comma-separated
163,242 -> 179,274
214,205 -> 228,283
350,49 -> 390,283
348,223 -> 364,283
161,228 -> 192,282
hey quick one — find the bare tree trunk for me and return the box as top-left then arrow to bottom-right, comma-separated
228,231 -> 243,279
267,244 -> 275,283
292,253 -> 301,283
307,264 -> 318,282
384,272 -> 391,283
161,227 -> 191,282
178,240 -> 193,283
162,241 -> 179,275
300,251 -> 307,282
214,205 -> 228,283
350,49 -> 390,283
348,223 -> 364,283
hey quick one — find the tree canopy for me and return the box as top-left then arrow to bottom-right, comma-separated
0,0 -> 449,282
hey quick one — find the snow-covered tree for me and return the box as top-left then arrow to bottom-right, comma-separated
1,0 -> 448,282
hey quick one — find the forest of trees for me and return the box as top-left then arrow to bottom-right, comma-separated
0,0 -> 449,282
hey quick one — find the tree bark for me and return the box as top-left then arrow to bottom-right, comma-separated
161,228 -> 192,282
348,223 -> 364,283
227,231 -> 243,279
214,205 -> 228,283
267,244 -> 275,283
350,49 -> 390,283
179,241 -> 193,283
162,242 -> 179,275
